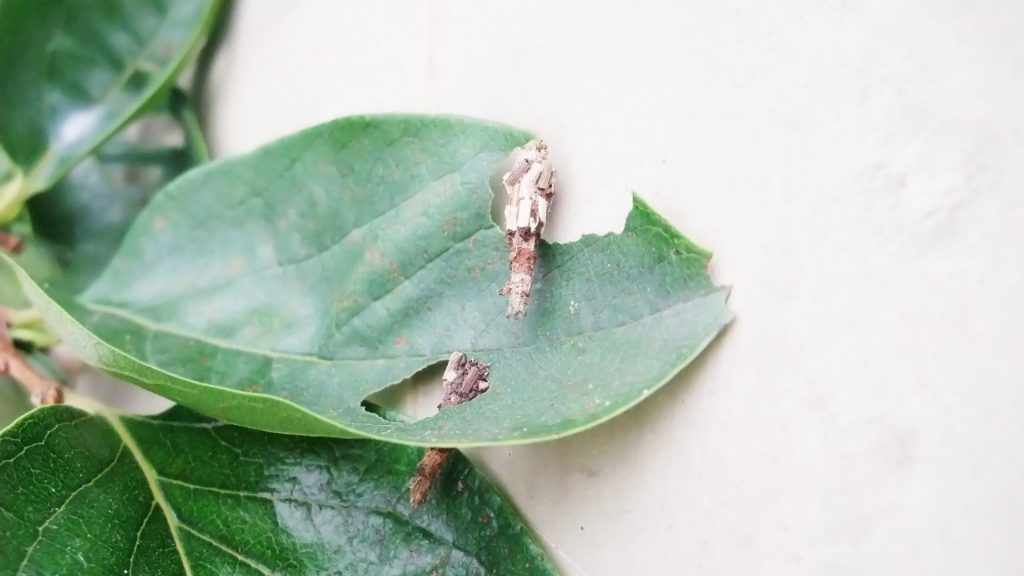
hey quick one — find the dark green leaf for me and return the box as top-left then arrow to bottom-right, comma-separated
0,405 -> 557,575
4,115 -> 733,446
0,0 -> 221,220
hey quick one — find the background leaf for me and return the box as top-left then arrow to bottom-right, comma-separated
5,115 -> 733,446
0,405 -> 557,575
28,90 -> 202,290
0,98 -> 194,306
0,379 -> 30,430
0,0 -> 221,219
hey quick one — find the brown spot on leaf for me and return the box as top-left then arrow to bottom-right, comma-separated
442,216 -> 458,236
388,261 -> 403,280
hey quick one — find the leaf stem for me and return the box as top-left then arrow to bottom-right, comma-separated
0,169 -> 28,226
171,88 -> 210,164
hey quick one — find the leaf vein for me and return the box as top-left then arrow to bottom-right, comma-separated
127,500 -> 158,575
15,443 -> 126,575
0,414 -> 91,467
105,414 -> 195,576
175,522 -> 277,575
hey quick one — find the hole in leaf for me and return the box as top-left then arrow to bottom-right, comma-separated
361,361 -> 447,423
489,159 -> 511,228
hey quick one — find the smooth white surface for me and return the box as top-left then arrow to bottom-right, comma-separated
204,2 -> 1024,574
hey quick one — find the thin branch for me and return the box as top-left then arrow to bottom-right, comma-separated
0,230 -> 23,254
409,352 -> 490,507
0,313 -> 62,405
499,140 -> 556,319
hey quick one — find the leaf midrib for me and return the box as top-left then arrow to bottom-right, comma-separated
81,285 -> 728,364
102,413 -> 195,576
103,413 -> 283,576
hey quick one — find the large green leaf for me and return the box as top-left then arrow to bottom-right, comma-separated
3,115 -> 733,446
0,405 -> 557,575
0,0 -> 221,221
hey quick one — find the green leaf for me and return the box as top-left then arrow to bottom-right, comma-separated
3,115 -> 733,446
0,405 -> 557,575
28,95 -> 198,291
0,91 -> 200,349
0,233 -> 61,310
0,0 -> 221,221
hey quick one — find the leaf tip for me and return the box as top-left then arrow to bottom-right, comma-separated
624,192 -> 713,260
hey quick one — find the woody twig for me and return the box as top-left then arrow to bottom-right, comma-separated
499,140 -> 555,319
409,352 -> 490,507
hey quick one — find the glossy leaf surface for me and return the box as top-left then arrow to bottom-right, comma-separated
5,116 -> 733,446
0,405 -> 556,575
0,0 -> 220,218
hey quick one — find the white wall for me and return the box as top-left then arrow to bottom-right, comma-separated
205,2 -> 1024,574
